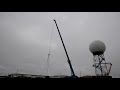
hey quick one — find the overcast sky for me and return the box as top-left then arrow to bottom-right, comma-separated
0,12 -> 120,78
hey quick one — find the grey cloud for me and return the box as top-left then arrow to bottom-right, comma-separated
0,12 -> 120,77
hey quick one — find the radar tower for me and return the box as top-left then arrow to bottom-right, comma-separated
89,40 -> 112,76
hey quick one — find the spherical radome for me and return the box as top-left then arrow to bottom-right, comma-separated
89,40 -> 106,55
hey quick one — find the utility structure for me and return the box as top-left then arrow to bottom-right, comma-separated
53,19 -> 76,77
89,40 -> 112,76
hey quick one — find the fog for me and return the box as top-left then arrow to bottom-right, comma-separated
0,12 -> 120,77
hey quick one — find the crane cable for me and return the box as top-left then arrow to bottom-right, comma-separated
46,20 -> 54,76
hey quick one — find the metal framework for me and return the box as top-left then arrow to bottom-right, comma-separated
93,54 -> 112,76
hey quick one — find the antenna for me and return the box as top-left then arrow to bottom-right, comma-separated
80,71 -> 81,77
17,69 -> 19,73
46,20 -> 54,76
53,19 -> 76,77
89,40 -> 112,76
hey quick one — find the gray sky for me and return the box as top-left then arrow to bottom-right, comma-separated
0,12 -> 120,77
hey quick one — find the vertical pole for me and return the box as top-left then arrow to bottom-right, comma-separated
53,19 -> 75,77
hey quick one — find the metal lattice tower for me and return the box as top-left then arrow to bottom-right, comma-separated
93,54 -> 112,76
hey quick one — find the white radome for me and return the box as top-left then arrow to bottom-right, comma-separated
89,40 -> 106,55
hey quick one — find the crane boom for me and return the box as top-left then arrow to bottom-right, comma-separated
53,19 -> 76,77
